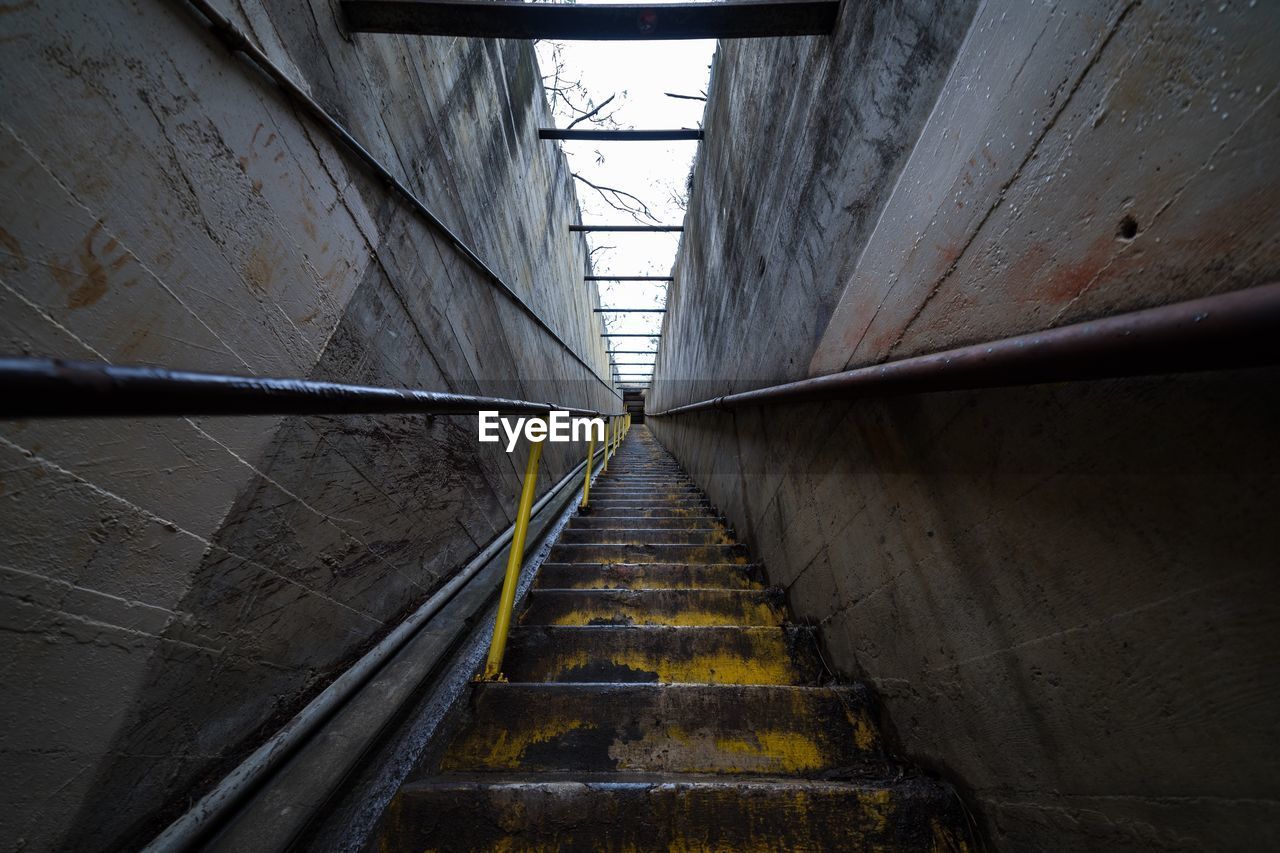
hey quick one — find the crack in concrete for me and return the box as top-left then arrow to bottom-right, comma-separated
925,566 -> 1257,674
0,433 -> 385,626
182,419 -> 428,595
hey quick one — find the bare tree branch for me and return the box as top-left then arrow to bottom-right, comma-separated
664,91 -> 707,102
566,93 -> 617,129
572,172 -> 661,224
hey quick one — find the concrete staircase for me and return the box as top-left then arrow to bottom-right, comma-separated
372,427 -> 974,850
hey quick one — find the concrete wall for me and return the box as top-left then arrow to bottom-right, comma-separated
650,1 -> 1280,849
0,2 -> 614,850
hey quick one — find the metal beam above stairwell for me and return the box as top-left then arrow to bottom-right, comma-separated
341,0 -> 840,40
587,276 -> 673,282
541,129 -> 703,141
571,225 -> 683,232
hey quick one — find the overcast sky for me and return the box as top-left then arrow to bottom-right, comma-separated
535,26 -> 715,390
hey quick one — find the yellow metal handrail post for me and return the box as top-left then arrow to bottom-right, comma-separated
580,430 -> 596,508
480,423 -> 546,681
601,415 -> 610,472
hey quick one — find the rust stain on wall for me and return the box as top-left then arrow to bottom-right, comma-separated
59,222 -> 116,309
245,244 -> 279,296
0,225 -> 27,271
1029,234 -> 1122,306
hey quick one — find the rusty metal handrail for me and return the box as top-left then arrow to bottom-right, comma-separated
649,283 -> 1280,416
0,358 -> 615,420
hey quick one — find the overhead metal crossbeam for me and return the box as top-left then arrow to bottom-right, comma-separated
341,0 -> 839,40
541,129 -> 702,141
571,224 -> 683,232
587,276 -> 673,281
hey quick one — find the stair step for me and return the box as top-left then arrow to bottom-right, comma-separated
594,474 -> 696,481
588,497 -> 713,507
434,684 -> 880,775
502,626 -> 824,684
568,515 -> 725,530
587,492 -> 704,501
589,506 -> 715,518
594,484 -> 692,491
590,484 -> 701,493
547,542 -> 746,564
557,528 -> 736,546
602,463 -> 683,468
593,481 -> 696,489
536,562 -> 762,590
379,776 -> 968,852
519,589 -> 785,626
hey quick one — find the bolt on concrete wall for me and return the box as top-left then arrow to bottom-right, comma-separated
0,1 -> 614,850
650,0 -> 1280,849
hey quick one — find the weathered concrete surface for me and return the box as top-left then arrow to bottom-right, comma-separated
0,2 -> 613,851
809,0 -> 1280,374
656,0 -> 978,401
650,1 -> 1280,850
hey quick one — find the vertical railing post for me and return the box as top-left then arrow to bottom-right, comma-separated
601,415 -> 610,472
480,421 -> 546,681
580,428 -> 596,508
